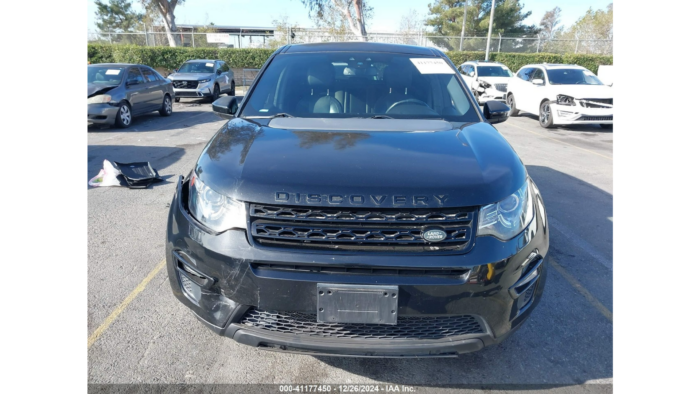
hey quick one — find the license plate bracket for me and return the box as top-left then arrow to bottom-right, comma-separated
317,284 -> 398,325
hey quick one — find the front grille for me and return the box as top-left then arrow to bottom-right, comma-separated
239,309 -> 484,340
249,204 -> 476,253
580,98 -> 612,108
173,80 -> 199,89
251,263 -> 469,278
580,115 -> 613,121
494,83 -> 508,92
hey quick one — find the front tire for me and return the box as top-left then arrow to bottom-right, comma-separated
159,95 -> 172,116
210,84 -> 220,102
507,93 -> 519,116
115,102 -> 132,128
539,100 -> 554,128
228,82 -> 236,96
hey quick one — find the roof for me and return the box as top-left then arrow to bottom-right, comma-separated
523,63 -> 586,70
461,60 -> 506,66
88,63 -> 140,67
283,42 -> 439,56
184,59 -> 220,63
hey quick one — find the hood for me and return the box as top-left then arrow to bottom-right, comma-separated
88,83 -> 118,98
553,84 -> 613,99
194,118 -> 526,209
168,72 -> 214,81
478,76 -> 512,85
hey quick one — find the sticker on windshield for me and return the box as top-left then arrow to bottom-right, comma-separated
105,69 -> 121,75
410,58 -> 454,74
205,62 -> 214,67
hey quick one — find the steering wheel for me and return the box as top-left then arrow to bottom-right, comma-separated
386,99 -> 431,114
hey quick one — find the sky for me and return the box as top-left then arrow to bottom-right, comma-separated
87,0 -> 612,33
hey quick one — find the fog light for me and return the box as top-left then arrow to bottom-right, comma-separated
179,271 -> 202,303
517,282 -> 536,310
557,110 -> 577,118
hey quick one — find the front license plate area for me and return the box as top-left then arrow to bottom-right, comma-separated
317,284 -> 398,325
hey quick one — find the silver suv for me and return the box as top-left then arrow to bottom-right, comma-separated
167,59 -> 234,102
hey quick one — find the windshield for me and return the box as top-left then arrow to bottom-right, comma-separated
546,68 -> 603,85
477,66 -> 512,77
241,52 -> 479,122
178,62 -> 215,73
88,66 -> 124,85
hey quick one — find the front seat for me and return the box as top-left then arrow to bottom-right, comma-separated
296,64 -> 343,114
373,64 -> 417,114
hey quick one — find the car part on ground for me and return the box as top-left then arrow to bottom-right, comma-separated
167,42 -> 547,358
88,63 -> 175,129
507,63 -> 612,128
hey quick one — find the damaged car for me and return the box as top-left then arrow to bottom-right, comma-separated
459,61 -> 513,105
88,64 -> 174,128
167,59 -> 234,103
166,42 -> 549,358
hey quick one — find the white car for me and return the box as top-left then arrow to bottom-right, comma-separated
506,64 -> 613,129
458,61 -> 513,104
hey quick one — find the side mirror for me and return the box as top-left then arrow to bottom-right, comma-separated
125,79 -> 138,86
212,96 -> 238,119
483,100 -> 510,125
532,78 -> 544,86
216,69 -> 222,75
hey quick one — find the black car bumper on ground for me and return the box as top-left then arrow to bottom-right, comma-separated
166,176 -> 549,357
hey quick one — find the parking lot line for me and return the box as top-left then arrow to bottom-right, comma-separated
88,258 -> 166,349
549,257 -> 613,322
506,122 -> 613,161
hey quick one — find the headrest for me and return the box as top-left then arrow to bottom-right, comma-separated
307,63 -> 335,87
383,64 -> 413,88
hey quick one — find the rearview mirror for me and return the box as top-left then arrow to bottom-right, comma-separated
212,96 -> 238,119
532,78 -> 544,86
483,101 -> 510,125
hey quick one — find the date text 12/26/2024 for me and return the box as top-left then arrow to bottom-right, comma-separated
280,385 -> 416,393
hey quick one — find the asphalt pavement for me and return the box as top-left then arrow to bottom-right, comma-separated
87,100 -> 613,393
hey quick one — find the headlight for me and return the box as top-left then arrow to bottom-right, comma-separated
477,180 -> 534,240
188,175 -> 246,232
556,94 -> 575,106
87,95 -> 111,104
479,80 -> 492,88
198,79 -> 211,83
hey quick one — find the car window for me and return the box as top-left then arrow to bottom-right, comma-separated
219,62 -> 229,72
141,67 -> 158,82
546,68 -> 604,85
126,68 -> 145,85
462,64 -> 475,76
88,66 -> 124,85
517,68 -> 533,81
477,66 -> 511,77
178,62 -> 215,73
531,68 -> 545,82
241,52 -> 479,122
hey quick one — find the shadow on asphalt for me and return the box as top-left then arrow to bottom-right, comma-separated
87,109 -> 221,133
513,114 -> 613,133
314,166 -> 612,388
87,145 -> 187,187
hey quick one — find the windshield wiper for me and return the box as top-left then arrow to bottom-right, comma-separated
370,115 -> 394,119
269,112 -> 295,119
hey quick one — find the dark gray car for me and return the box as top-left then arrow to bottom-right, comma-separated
167,59 -> 234,102
88,63 -> 175,128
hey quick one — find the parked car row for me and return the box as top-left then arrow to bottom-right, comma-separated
458,61 -> 613,129
87,59 -> 235,128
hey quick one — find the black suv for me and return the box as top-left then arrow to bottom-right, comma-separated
166,42 -> 549,357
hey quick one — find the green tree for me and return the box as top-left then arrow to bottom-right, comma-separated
425,0 -> 537,51
560,3 -> 613,55
95,0 -> 144,32
141,0 -> 185,47
300,1 -> 373,41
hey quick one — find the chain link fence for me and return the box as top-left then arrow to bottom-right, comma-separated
88,29 -> 612,55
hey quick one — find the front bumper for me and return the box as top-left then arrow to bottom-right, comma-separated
172,81 -> 213,98
476,87 -> 507,104
87,103 -> 118,125
550,103 -> 613,125
166,176 -> 550,357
